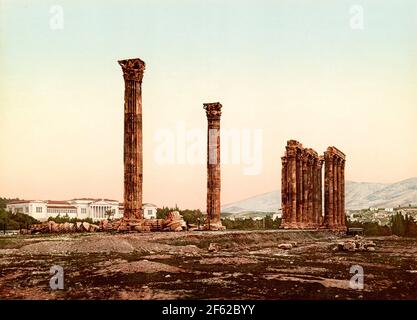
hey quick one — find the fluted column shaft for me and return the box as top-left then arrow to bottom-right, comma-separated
340,160 -> 346,227
302,155 -> 308,226
333,158 -> 339,227
119,58 -> 145,220
289,150 -> 297,225
204,102 -> 222,226
281,157 -> 289,224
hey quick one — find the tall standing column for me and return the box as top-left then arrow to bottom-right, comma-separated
296,151 -> 303,225
324,154 -> 334,228
333,158 -> 339,228
341,160 -> 346,227
337,159 -> 342,227
307,155 -> 314,227
302,154 -> 308,227
312,158 -> 319,227
324,147 -> 346,231
204,102 -> 223,230
281,157 -> 289,225
119,58 -> 145,220
289,147 -> 297,226
318,157 -> 324,226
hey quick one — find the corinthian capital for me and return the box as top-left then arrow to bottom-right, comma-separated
204,102 -> 222,120
118,58 -> 146,82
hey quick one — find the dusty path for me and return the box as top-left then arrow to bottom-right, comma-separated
0,230 -> 416,299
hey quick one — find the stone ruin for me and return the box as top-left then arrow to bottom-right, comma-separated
118,58 -> 145,220
281,140 -> 346,231
27,211 -> 187,234
203,102 -> 225,231
117,59 -> 225,232
25,58 -> 348,235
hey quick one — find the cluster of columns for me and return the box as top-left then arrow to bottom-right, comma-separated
281,140 -> 323,229
281,140 -> 346,231
324,147 -> 346,230
203,102 -> 224,230
119,58 -> 145,220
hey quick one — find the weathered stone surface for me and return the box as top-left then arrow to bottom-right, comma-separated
208,243 -> 220,252
278,243 -> 293,250
89,224 -> 100,232
82,222 -> 90,232
324,146 -> 346,231
203,102 -> 224,231
334,239 -> 377,252
119,58 -> 145,220
281,140 -> 322,229
281,140 -> 346,231
343,241 -> 356,252
26,211 -> 188,234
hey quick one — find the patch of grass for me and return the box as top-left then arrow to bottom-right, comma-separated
0,237 -> 25,249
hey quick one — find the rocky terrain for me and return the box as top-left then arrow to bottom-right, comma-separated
1,230 -> 416,299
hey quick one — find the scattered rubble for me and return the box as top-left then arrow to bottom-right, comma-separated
334,237 -> 376,252
278,243 -> 293,250
278,242 -> 297,250
202,221 -> 226,231
208,243 -> 220,252
1,231 -> 416,299
25,211 -> 187,235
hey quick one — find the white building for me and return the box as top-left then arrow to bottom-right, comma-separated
143,203 -> 157,219
272,210 -> 282,220
7,199 -> 158,222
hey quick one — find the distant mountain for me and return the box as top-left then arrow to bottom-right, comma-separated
221,178 -> 417,216
221,191 -> 280,214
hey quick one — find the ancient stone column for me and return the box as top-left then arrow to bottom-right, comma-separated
312,157 -> 318,226
302,153 -> 308,227
324,152 -> 334,228
281,140 -> 322,229
281,140 -> 302,228
118,58 -> 145,220
281,156 -> 289,225
324,147 -> 346,231
318,157 -> 324,226
288,145 -> 297,227
337,158 -> 341,227
307,153 -> 314,227
333,158 -> 339,228
341,160 -> 346,227
204,102 -> 223,230
296,150 -> 303,225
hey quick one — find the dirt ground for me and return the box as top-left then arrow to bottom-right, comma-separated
0,230 -> 416,300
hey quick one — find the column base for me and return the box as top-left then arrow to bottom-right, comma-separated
280,221 -> 320,230
202,221 -> 226,231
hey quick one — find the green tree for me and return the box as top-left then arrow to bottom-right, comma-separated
0,208 -> 39,230
390,213 -> 406,236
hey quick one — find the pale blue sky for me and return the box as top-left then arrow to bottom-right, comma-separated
1,0 -> 416,209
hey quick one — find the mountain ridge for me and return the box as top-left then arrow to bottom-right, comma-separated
221,178 -> 417,214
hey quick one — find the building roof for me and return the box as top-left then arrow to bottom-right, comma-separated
143,203 -> 157,208
7,200 -> 32,204
47,200 -> 70,205
47,205 -> 77,209
71,198 -> 119,202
